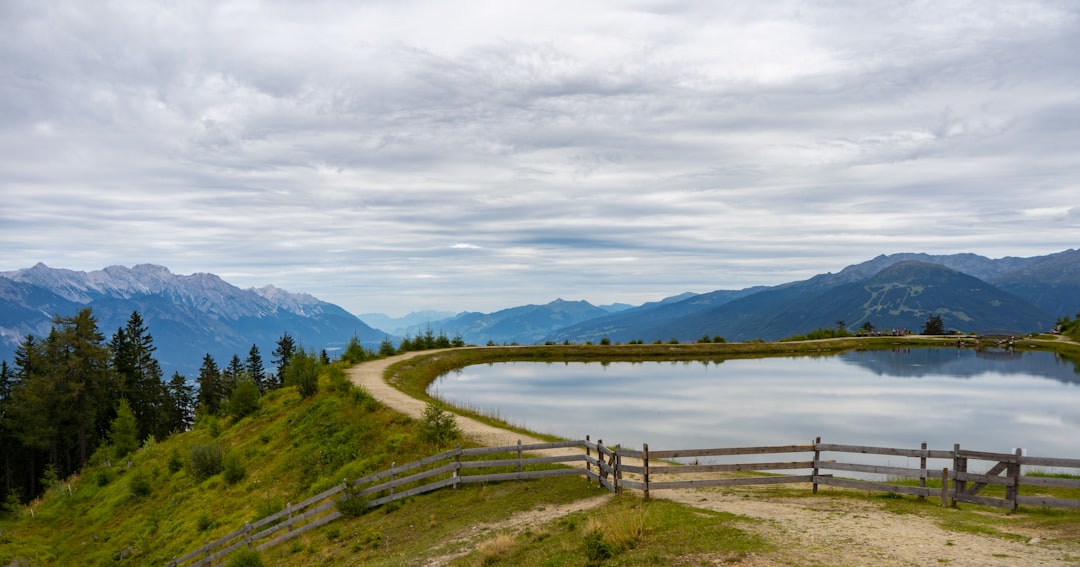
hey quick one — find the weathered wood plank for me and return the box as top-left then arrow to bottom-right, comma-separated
457,454 -> 583,469
954,493 -> 1013,509
649,444 -> 814,459
821,461 -> 927,478
957,449 -> 1019,462
816,443 -> 944,458
368,477 -> 457,507
1018,455 -> 1080,469
649,475 -> 813,491
458,468 -> 582,484
648,461 -> 815,475
1021,476 -> 1080,489
1017,495 -> 1080,509
816,476 -> 933,497
256,510 -> 343,552
955,471 -> 1016,487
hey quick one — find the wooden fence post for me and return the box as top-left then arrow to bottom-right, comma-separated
1007,448 -> 1022,512
919,442 -> 928,500
596,439 -> 604,488
517,439 -> 523,481
940,468 -> 949,506
390,462 -> 397,497
245,520 -> 252,547
585,435 -> 591,480
952,444 -> 964,507
812,436 -> 821,494
286,502 -> 292,532
643,443 -> 650,500
615,450 -> 623,493
454,443 -> 462,489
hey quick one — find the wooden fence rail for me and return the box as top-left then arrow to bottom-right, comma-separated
171,438 -> 1080,565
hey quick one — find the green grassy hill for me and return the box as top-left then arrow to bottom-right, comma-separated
0,367 -> 441,565
0,361 -> 770,567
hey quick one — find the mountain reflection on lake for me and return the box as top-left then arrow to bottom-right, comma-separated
430,348 -> 1080,460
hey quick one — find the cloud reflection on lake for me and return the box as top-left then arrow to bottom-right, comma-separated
431,349 -> 1080,460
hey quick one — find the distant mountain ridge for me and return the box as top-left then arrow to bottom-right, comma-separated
2,250 -> 1077,373
546,250 -> 1078,343
0,263 -> 384,377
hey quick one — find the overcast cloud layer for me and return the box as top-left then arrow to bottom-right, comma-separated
2,1 -> 1078,315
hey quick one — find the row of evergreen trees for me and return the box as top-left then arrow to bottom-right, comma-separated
0,309 -> 305,505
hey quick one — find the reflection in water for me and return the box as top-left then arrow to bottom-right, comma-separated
432,349 -> 1080,462
839,347 -> 1080,384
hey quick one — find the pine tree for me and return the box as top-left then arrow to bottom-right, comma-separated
197,354 -> 222,415
109,398 -> 138,460
271,332 -> 296,389
222,354 -> 244,401
0,360 -> 17,495
245,344 -> 267,393
165,372 -> 195,433
110,312 -> 166,441
48,309 -> 114,469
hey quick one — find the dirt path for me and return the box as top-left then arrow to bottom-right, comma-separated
348,352 -> 1080,566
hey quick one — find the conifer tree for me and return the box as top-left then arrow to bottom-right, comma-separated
221,354 -> 244,401
110,311 -> 166,441
197,354 -> 222,415
109,398 -> 138,460
271,332 -> 296,389
165,372 -> 195,433
245,344 -> 267,393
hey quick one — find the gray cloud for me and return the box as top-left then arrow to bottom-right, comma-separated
2,1 -> 1078,315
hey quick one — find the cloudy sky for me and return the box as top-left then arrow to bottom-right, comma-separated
2,1 -> 1078,316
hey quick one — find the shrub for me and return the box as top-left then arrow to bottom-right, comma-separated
189,443 -> 225,481
222,451 -> 246,485
95,467 -> 116,487
335,490 -> 371,517
1,488 -> 22,518
226,547 -> 264,567
196,512 -> 215,531
228,377 -> 261,419
167,448 -> 184,473
285,351 -> 320,398
129,468 -> 152,497
419,401 -> 461,447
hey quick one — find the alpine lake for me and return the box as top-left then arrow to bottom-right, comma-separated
430,347 -> 1080,470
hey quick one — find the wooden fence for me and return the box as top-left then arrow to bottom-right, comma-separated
171,438 -> 1080,565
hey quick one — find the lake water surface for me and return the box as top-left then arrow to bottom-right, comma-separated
431,348 -> 1080,460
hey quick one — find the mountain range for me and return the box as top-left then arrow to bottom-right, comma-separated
391,250 -> 1079,345
0,263 -> 385,377
2,250 -> 1077,376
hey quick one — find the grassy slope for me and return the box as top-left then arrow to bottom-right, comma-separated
4,337 -> 1080,566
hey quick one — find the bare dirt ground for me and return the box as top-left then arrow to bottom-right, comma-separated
348,352 -> 1080,566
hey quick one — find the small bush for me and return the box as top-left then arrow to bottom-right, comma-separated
196,512 -> 215,531
226,547 -> 264,567
1,488 -> 22,518
129,468 -> 152,497
419,401 -> 461,447
253,498 -> 283,522
228,378 -> 261,419
222,451 -> 246,485
95,467 -> 116,487
189,443 -> 225,481
167,448 -> 184,473
335,491 -> 370,517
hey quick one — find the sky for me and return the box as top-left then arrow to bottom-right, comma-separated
2,1 -> 1078,317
